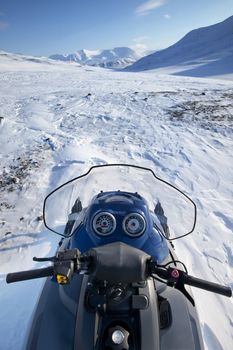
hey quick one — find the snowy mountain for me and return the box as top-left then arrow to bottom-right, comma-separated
50,47 -> 143,68
126,16 -> 233,78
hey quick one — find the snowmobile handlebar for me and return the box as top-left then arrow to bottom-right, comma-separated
6,266 -> 54,284
6,249 -> 88,284
6,248 -> 232,299
151,265 -> 232,298
185,274 -> 232,297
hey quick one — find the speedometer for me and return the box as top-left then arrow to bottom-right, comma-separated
93,212 -> 116,236
123,213 -> 146,237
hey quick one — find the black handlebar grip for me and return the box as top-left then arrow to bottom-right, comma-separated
152,266 -> 169,279
185,275 -> 232,297
6,266 -> 54,284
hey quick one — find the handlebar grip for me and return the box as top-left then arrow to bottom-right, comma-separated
6,266 -> 54,284
185,275 -> 232,297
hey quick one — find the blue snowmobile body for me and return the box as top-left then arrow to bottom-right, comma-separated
6,164 -> 231,350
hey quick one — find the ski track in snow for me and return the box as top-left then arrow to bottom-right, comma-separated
0,63 -> 233,349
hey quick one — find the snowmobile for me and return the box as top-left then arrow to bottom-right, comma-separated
6,164 -> 232,350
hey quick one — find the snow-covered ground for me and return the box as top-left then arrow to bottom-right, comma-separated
0,54 -> 233,349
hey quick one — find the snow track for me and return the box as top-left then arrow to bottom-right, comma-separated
0,61 -> 233,349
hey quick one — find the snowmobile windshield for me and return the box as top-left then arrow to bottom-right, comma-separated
43,164 -> 196,239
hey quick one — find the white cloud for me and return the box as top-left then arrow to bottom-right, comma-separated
133,36 -> 149,43
0,21 -> 8,30
135,0 -> 167,16
130,36 -> 150,54
132,42 -> 148,53
0,11 -> 8,30
164,14 -> 171,19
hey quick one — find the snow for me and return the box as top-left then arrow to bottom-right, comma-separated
0,51 -> 82,71
0,52 -> 233,349
126,16 -> 233,80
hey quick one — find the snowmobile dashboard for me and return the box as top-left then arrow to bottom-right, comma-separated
69,191 -> 169,264
91,191 -> 147,237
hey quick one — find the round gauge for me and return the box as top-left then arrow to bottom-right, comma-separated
123,213 -> 146,237
93,212 -> 116,236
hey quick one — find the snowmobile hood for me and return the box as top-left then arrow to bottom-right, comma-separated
70,191 -> 169,263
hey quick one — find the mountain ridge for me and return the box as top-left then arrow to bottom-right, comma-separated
49,47 -> 143,68
125,16 -> 233,78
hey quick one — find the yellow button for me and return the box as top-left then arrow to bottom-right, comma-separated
56,274 -> 68,284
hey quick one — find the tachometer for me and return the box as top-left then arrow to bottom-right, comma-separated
123,213 -> 146,237
93,212 -> 116,236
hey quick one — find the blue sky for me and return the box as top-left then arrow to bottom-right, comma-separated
0,0 -> 233,56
